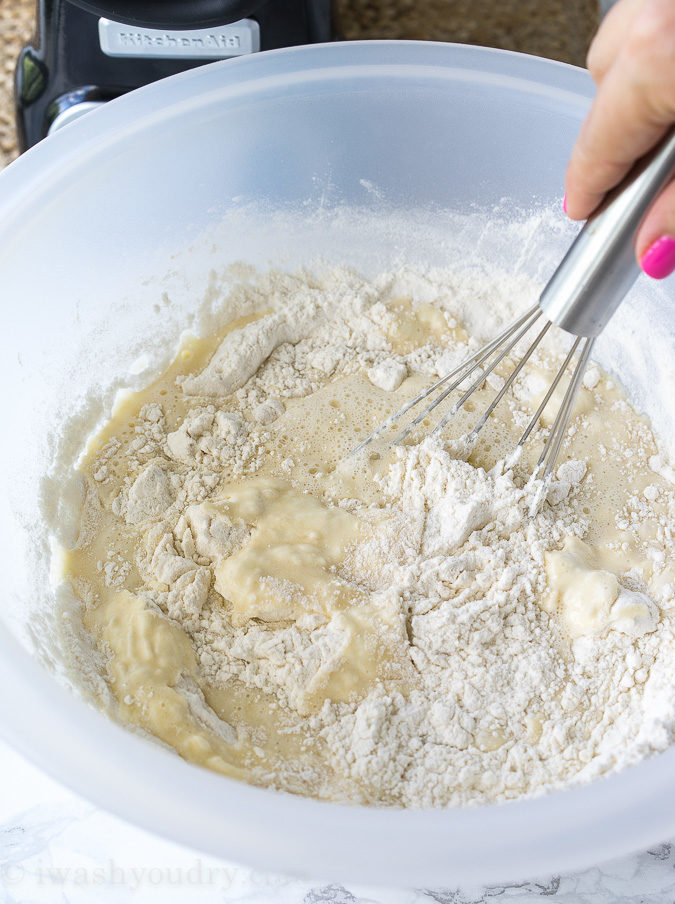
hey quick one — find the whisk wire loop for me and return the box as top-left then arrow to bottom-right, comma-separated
466,319 -> 551,440
516,336 -> 582,449
351,303 -> 539,455
534,336 -> 595,482
430,307 -> 543,438
351,303 -> 595,495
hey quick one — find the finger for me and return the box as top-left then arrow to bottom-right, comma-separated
635,179 -> 675,277
565,4 -> 675,220
565,70 -> 670,220
587,0 -> 648,84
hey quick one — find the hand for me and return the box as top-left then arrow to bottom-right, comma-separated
564,0 -> 675,278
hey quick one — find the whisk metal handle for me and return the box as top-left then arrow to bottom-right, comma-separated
539,128 -> 675,337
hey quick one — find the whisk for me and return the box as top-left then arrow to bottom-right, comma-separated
354,130 -> 675,490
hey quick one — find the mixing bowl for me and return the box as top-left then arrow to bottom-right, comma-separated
0,41 -> 674,887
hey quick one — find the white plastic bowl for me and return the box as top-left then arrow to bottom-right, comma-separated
0,41 -> 674,887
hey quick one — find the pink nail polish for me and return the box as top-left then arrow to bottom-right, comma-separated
563,193 -> 567,215
640,236 -> 675,279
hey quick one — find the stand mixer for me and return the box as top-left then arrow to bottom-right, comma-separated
15,0 -> 334,150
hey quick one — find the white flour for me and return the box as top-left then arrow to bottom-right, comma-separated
67,265 -> 675,807
326,441 -> 673,805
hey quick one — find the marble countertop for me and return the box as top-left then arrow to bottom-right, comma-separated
1,737 -> 675,903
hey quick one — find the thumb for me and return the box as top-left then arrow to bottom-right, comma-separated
565,0 -> 675,221
636,180 -> 675,278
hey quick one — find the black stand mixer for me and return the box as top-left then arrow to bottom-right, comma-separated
16,0 -> 334,151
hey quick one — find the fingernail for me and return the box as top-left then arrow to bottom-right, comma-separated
563,193 -> 567,215
640,236 -> 675,279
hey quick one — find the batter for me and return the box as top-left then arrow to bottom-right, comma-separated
62,266 -> 675,807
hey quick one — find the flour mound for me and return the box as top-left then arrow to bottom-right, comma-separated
64,264 -> 675,807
